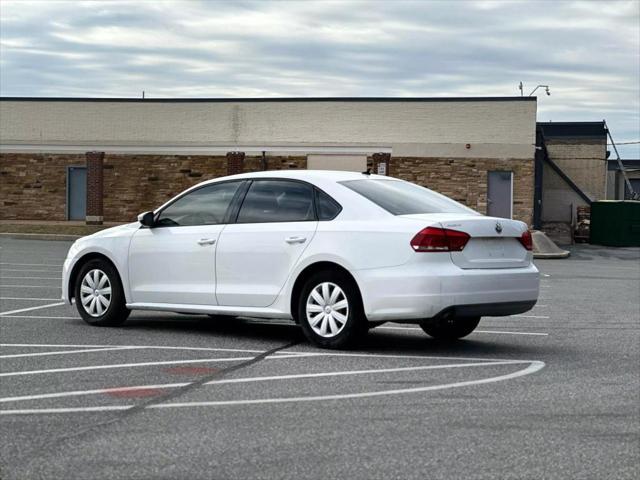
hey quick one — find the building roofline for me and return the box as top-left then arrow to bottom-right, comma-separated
538,121 -> 606,138
0,96 -> 537,103
537,121 -> 605,126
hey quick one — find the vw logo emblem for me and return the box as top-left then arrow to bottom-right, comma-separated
495,222 -> 503,233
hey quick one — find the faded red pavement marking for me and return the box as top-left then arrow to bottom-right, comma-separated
164,366 -> 220,375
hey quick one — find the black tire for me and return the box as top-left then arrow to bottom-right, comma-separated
420,316 -> 480,340
298,270 -> 367,349
74,258 -> 130,327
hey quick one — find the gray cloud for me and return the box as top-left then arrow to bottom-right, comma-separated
1,0 -> 638,157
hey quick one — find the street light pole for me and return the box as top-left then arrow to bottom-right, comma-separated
528,85 -> 551,96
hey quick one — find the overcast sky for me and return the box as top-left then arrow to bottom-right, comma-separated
1,0 -> 638,157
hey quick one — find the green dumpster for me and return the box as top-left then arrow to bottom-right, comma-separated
590,201 -> 640,247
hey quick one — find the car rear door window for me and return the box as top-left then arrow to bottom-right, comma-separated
315,189 -> 342,220
237,180 -> 315,223
156,181 -> 242,227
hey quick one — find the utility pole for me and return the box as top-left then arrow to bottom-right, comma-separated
604,120 -> 637,199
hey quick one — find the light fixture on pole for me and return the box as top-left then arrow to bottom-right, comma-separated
518,82 -> 551,97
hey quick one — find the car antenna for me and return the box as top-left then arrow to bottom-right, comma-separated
362,168 -> 372,175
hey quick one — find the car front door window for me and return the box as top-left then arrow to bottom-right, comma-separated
157,181 -> 242,227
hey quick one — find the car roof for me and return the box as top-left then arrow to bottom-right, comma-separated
204,169 -> 391,184
155,169 -> 400,219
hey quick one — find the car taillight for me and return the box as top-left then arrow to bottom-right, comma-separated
519,230 -> 533,251
410,227 -> 470,252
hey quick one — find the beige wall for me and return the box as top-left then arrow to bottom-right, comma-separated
541,162 -> 589,223
545,138 -> 607,199
0,99 -> 536,159
307,154 -> 367,171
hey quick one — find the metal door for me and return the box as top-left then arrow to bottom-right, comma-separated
487,171 -> 513,219
67,166 -> 87,220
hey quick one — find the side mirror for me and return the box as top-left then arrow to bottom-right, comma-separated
137,211 -> 156,228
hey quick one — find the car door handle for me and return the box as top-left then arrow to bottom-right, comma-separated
197,238 -> 217,246
285,236 -> 307,244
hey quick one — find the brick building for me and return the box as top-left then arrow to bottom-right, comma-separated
0,97 -> 538,224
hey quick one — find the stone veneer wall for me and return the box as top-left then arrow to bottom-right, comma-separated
1,153 -> 532,224
387,157 -> 534,224
0,153 -> 307,222
0,153 -> 86,221
104,154 -> 306,221
102,154 -> 227,221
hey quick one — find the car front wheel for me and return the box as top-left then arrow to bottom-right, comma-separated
298,271 -> 367,349
74,259 -> 130,327
420,316 -> 480,340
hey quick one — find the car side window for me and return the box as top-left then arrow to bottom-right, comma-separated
315,189 -> 342,220
237,180 -> 315,223
156,181 -> 242,227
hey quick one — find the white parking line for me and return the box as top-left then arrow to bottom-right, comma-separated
0,384 -> 191,403
0,276 -> 62,280
0,302 -> 65,316
0,263 -> 63,267
2,269 -> 62,273
0,406 -> 131,415
0,344 -> 524,365
0,354 -> 308,378
156,361 -> 546,409
205,360 -> 524,385
0,343 -> 303,355
0,285 -> 61,289
0,297 -> 62,301
0,361 -> 545,415
0,315 -> 76,319
511,315 -> 550,319
0,361 -> 523,403
0,347 -> 139,359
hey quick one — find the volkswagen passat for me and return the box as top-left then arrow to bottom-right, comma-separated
62,170 -> 539,348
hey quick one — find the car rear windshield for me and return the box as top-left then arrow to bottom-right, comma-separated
340,179 -> 479,216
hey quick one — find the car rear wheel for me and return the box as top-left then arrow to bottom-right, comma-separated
420,316 -> 480,340
75,259 -> 130,327
298,271 -> 367,349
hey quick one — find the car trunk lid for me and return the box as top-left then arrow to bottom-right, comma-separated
400,213 -> 531,269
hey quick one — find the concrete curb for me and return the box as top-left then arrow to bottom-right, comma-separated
531,230 -> 571,259
534,251 -> 571,259
0,232 -> 81,241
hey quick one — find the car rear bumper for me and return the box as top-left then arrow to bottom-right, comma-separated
431,300 -> 537,319
355,254 -> 539,321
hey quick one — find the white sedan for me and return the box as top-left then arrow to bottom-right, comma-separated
62,170 -> 539,348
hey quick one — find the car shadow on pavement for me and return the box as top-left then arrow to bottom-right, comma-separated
122,315 -> 306,343
116,314 -> 556,358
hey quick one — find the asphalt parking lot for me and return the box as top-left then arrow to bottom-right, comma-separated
0,237 -> 638,480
